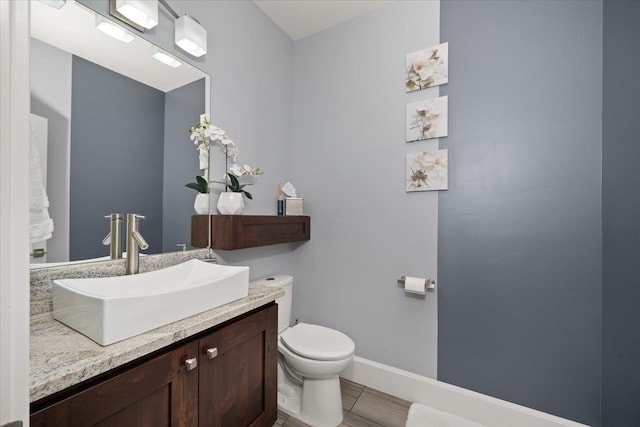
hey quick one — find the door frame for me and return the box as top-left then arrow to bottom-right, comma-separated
0,0 -> 31,424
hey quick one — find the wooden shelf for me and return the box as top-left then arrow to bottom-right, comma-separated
191,215 -> 310,250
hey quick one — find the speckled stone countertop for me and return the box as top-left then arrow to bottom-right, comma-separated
30,283 -> 283,402
29,250 -> 283,403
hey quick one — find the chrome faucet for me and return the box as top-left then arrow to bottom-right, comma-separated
102,213 -> 123,260
126,213 -> 149,275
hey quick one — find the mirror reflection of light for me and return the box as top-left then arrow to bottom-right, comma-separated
152,51 -> 182,68
96,16 -> 134,43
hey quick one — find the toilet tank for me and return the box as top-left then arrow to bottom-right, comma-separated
254,275 -> 293,334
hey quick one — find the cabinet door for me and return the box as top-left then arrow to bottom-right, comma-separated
199,304 -> 278,427
31,341 -> 199,427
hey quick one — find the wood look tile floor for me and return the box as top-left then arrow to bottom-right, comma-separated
274,378 -> 411,427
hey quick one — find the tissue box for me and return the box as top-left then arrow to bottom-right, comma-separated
285,198 -> 304,216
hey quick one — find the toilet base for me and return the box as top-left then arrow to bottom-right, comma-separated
277,367 -> 344,427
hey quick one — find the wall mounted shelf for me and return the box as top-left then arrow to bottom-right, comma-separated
191,215 -> 310,250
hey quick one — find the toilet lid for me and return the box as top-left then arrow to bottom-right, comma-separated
280,323 -> 355,361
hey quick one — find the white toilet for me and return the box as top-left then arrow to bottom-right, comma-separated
256,275 -> 355,427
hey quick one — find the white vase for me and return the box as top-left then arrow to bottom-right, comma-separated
217,192 -> 244,215
194,193 -> 210,215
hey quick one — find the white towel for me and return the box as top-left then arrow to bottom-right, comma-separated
406,403 -> 486,427
30,129 -> 54,243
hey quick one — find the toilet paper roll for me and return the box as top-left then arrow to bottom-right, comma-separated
404,276 -> 427,295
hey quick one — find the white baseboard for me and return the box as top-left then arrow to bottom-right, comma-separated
341,356 -> 587,427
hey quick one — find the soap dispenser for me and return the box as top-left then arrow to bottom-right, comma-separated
277,184 -> 284,216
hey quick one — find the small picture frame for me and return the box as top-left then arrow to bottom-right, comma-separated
406,150 -> 448,192
406,42 -> 449,92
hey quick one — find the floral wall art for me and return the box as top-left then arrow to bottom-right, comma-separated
406,42 -> 448,92
406,149 -> 448,192
406,96 -> 448,142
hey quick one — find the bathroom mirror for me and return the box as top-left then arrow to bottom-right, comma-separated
30,0 -> 210,268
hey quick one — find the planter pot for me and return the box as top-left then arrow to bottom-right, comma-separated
194,193 -> 210,215
217,192 -> 244,215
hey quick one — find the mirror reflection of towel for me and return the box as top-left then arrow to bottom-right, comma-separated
30,130 -> 54,243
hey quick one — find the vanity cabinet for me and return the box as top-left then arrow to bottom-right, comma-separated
198,302 -> 278,426
31,304 -> 278,427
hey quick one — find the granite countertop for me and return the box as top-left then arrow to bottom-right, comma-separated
30,283 -> 283,403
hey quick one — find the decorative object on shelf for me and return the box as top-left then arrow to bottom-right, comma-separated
406,149 -> 448,192
281,182 -> 303,216
189,115 -> 262,216
214,169 -> 262,215
216,171 -> 259,200
194,193 -> 209,215
406,96 -> 448,142
406,42 -> 448,92
185,175 -> 210,214
217,192 -> 245,215
277,184 -> 284,216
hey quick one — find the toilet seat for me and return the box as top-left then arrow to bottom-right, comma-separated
280,323 -> 355,361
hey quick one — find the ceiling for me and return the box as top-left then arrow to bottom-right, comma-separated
253,0 -> 390,40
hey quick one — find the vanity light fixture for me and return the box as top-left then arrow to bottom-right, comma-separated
115,0 -> 158,30
38,0 -> 66,9
175,15 -> 207,57
152,50 -> 182,68
96,15 -> 135,43
159,0 -> 207,58
109,0 -> 207,58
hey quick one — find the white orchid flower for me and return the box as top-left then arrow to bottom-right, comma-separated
219,135 -> 234,145
189,117 -> 262,189
228,164 -> 245,177
226,145 -> 239,160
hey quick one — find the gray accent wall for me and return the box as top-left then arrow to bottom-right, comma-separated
438,1 -> 602,425
602,1 -> 640,426
162,78 -> 205,252
70,56 -> 165,260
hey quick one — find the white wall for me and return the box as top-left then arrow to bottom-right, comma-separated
291,1 -> 441,378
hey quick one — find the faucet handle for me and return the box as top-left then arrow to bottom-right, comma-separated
105,213 -> 123,220
126,213 -> 146,221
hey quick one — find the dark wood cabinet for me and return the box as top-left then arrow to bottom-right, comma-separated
191,215 -> 310,250
31,304 -> 278,427
31,340 -> 199,427
199,301 -> 277,427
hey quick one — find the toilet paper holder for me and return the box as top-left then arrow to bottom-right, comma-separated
397,276 -> 436,291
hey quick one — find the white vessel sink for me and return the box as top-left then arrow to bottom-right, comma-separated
53,259 -> 249,345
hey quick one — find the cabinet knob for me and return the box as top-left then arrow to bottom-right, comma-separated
185,357 -> 198,371
206,347 -> 218,359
